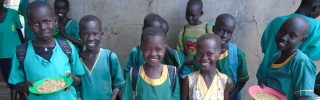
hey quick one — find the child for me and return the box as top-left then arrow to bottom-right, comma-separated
257,0 -> 320,85
181,33 -> 232,100
124,13 -> 185,77
79,15 -> 125,100
122,27 -> 180,99
0,0 -> 25,99
213,14 -> 249,100
261,16 -> 316,100
177,0 -> 213,75
18,0 -> 46,41
54,0 -> 82,49
8,1 -> 85,99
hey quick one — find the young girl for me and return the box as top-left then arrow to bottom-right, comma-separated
0,0 -> 25,99
54,0 -> 82,49
181,33 -> 232,100
79,15 -> 125,100
122,27 -> 180,100
124,13 -> 184,77
8,2 -> 84,100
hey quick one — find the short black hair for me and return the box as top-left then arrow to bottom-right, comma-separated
197,33 -> 222,49
27,1 -> 55,19
54,0 -> 69,7
79,15 -> 102,31
187,0 -> 203,11
215,14 -> 236,26
143,13 -> 163,30
141,27 -> 166,44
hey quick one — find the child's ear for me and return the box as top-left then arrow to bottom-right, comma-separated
54,17 -> 57,25
300,36 -> 307,44
200,11 -> 204,16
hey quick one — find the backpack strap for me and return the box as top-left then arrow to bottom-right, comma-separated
130,66 -> 141,100
205,24 -> 208,33
16,43 -> 28,79
56,39 -> 72,64
109,51 -> 113,79
228,43 -> 239,83
137,46 -> 140,65
167,65 -> 177,93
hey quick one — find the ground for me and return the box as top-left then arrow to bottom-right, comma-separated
0,82 -> 10,100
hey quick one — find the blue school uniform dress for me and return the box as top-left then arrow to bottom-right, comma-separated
257,14 -> 320,84
8,39 -> 85,100
80,48 -> 125,100
266,50 -> 316,100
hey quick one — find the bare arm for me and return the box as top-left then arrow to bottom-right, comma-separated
59,27 -> 83,47
224,78 -> 232,100
110,88 -> 120,100
295,96 -> 308,100
229,81 -> 247,99
181,76 -> 189,100
315,89 -> 320,96
15,81 -> 34,92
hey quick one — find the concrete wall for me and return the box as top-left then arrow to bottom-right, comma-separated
47,0 -> 319,99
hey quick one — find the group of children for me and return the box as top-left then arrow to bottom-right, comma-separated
1,0 -> 320,100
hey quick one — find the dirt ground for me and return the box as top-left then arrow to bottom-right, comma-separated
0,82 -> 10,100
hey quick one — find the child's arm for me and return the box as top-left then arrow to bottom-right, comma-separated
124,47 -> 140,77
224,78 -> 232,100
110,88 -> 120,100
181,76 -> 189,100
293,58 -> 316,99
109,52 -> 125,99
69,43 -> 85,85
17,29 -> 25,43
229,81 -> 246,99
314,73 -> 320,96
59,26 -> 83,47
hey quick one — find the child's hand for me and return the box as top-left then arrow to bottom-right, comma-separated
259,83 -> 266,89
25,81 -> 41,96
64,71 -> 74,92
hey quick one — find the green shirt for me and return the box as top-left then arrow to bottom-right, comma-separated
0,8 -> 22,58
266,50 -> 316,100
54,20 -> 80,41
122,65 -> 180,100
8,39 -> 85,100
258,14 -> 320,84
123,46 -> 185,77
216,48 -> 249,91
80,48 -> 125,100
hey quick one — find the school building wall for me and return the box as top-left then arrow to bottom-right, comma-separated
45,0 -> 319,99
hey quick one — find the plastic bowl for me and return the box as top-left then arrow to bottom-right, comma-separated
248,85 -> 286,100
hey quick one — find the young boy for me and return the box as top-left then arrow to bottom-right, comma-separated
213,14 -> 249,100
18,0 -> 46,41
181,33 -> 232,100
122,27 -> 180,100
8,1 -> 85,99
257,0 -> 320,85
54,0 -> 83,49
177,0 -> 213,75
79,15 -> 125,100
0,0 -> 25,99
262,16 -> 316,100
124,13 -> 185,77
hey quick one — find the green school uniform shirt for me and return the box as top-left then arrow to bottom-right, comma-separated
123,46 -> 185,77
258,14 -> 320,84
177,22 -> 213,60
122,65 -> 180,100
266,50 -> 316,100
0,8 -> 23,58
8,39 -> 85,100
216,48 -> 249,91
80,48 -> 125,100
54,20 -> 80,41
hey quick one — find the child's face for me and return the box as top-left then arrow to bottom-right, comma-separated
196,40 -> 220,71
28,7 -> 56,41
185,6 -> 202,25
80,21 -> 103,50
213,21 -> 236,45
54,1 -> 69,19
141,36 -> 166,66
275,23 -> 306,52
